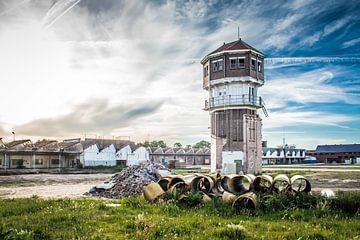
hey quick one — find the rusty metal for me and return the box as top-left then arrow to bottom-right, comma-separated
290,175 -> 311,193
143,182 -> 166,202
252,175 -> 273,193
272,174 -> 290,193
232,192 -> 257,210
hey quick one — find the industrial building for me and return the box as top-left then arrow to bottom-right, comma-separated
0,138 -> 210,170
307,144 -> 360,164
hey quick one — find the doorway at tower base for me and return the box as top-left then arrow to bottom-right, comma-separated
210,136 -> 244,174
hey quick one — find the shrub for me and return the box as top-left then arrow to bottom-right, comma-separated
329,192 -> 360,215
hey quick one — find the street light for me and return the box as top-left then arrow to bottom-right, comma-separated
11,132 -> 15,141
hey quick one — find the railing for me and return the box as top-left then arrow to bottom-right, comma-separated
204,94 -> 262,109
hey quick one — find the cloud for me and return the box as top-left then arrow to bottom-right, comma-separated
15,99 -> 163,137
0,126 -> 7,137
300,16 -> 354,46
263,109 -> 356,129
261,68 -> 359,109
342,37 -> 360,48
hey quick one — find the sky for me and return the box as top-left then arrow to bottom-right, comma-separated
0,0 -> 359,149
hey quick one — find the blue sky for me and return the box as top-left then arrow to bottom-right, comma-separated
0,0 -> 359,149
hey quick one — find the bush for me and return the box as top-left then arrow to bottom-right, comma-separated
329,192 -> 360,215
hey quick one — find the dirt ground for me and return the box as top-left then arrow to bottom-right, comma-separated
0,173 -> 112,199
0,170 -> 359,199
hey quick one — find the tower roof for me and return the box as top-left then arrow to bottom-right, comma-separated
201,39 -> 264,63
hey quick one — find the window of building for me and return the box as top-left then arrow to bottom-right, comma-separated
258,61 -> 262,72
251,59 -> 256,70
212,59 -> 223,72
238,58 -> 245,68
230,57 -> 245,69
35,159 -> 43,165
11,159 -> 24,166
51,159 -> 59,165
230,58 -> 237,69
203,65 -> 209,77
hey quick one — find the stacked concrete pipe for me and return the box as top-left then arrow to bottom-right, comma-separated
143,172 -> 312,210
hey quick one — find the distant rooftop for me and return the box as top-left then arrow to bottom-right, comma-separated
316,144 -> 360,153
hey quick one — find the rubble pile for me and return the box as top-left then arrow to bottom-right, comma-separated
88,163 -> 172,198
143,173 -> 313,210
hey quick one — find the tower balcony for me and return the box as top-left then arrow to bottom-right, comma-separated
204,94 -> 263,110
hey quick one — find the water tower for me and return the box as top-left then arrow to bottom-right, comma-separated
201,38 -> 266,174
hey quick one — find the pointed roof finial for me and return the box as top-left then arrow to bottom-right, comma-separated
237,26 -> 240,40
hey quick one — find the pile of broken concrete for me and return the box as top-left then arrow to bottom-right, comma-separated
87,162 -> 173,198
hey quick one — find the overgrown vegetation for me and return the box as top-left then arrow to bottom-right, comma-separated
0,192 -> 359,239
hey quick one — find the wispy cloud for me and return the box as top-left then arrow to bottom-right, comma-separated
343,37 -> 360,48
261,68 -> 359,109
263,110 -> 356,129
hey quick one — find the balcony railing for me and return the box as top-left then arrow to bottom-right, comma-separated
204,94 -> 263,110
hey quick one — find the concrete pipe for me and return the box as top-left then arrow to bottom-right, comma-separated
221,174 -> 253,195
272,174 -> 290,193
232,192 -> 257,210
290,175 -> 311,193
169,181 -> 188,197
207,172 -> 222,182
202,176 -> 215,193
246,174 -> 256,182
252,175 -> 273,193
222,191 -> 238,205
213,178 -> 225,195
167,176 -> 185,190
198,191 -> 212,203
158,177 -> 171,191
143,182 -> 166,203
182,174 -> 204,191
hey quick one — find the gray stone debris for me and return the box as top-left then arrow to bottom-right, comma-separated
87,162 -> 172,198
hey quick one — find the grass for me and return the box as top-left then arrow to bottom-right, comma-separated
263,170 -> 315,178
172,168 -> 210,175
0,192 -> 359,240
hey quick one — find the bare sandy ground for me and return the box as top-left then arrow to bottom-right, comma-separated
0,173 -> 113,199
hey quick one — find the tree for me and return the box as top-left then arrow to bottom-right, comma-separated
193,140 -> 210,149
139,140 -> 167,148
173,142 -> 182,148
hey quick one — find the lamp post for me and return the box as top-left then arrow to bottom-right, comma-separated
11,132 -> 15,141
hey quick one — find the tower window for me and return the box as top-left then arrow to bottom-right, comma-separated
230,57 -> 245,69
230,58 -> 237,69
251,59 -> 256,70
212,59 -> 223,72
203,65 -> 209,77
258,61 -> 262,72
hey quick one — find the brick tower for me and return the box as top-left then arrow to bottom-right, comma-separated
201,39 -> 265,174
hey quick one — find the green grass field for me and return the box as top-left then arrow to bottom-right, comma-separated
0,192 -> 359,240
